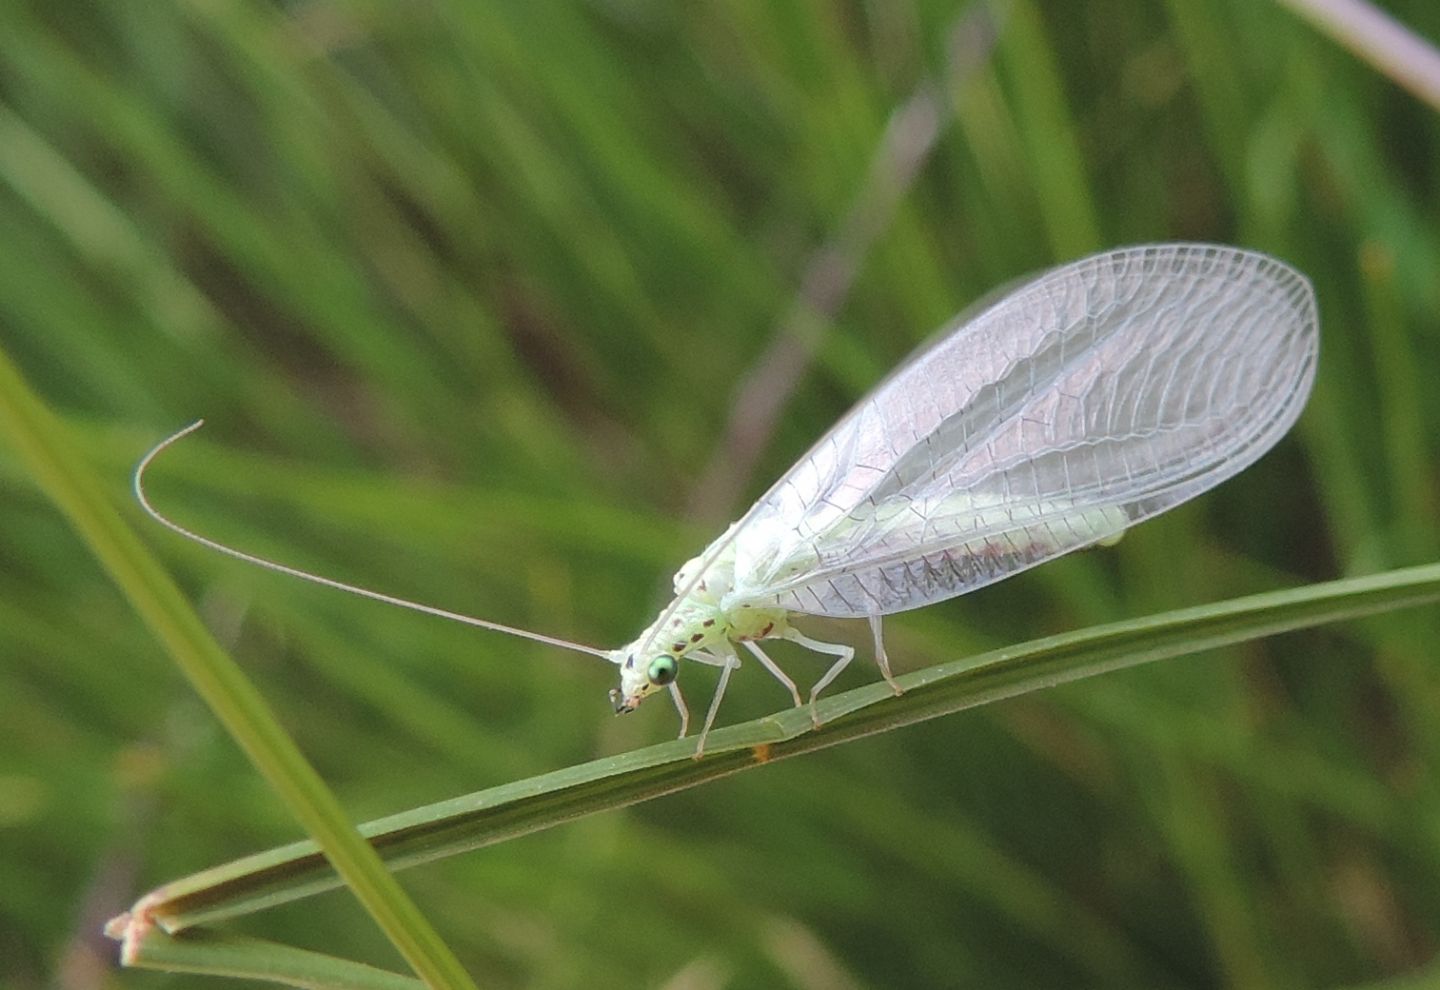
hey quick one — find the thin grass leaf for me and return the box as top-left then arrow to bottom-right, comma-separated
115,559 -> 1440,932
114,926 -> 422,990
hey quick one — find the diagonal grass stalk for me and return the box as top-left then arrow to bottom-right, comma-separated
0,347 -> 477,990
111,558 -> 1440,933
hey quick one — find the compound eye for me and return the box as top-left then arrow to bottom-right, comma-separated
647,655 -> 678,686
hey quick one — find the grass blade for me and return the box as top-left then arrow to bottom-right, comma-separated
120,559 -> 1440,931
115,926 -> 423,990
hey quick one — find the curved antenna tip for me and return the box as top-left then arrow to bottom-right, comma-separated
133,419 -> 206,510
130,421 -> 613,662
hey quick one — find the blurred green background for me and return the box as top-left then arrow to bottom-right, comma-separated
3,1 -> 1439,987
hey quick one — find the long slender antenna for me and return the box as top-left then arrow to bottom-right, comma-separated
134,421 -> 613,661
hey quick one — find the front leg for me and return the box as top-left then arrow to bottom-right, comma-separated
667,681 -> 690,739
693,648 -> 740,759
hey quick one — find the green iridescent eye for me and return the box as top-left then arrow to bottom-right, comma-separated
647,656 -> 678,686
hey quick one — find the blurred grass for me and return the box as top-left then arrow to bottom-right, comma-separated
1,1 -> 1438,988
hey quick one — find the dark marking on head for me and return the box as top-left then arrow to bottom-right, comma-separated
690,633 -> 703,643
702,619 -> 715,628
672,643 -> 686,653
759,621 -> 774,637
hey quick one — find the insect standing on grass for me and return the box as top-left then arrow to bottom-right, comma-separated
137,244 -> 1319,757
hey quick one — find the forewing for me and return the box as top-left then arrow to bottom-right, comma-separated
724,244 -> 1318,617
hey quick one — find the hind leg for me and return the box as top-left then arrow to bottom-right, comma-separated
869,615 -> 903,696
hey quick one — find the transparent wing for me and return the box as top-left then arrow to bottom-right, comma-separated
718,244 -> 1318,618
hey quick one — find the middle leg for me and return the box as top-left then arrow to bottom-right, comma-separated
741,640 -> 803,708
782,628 -> 855,727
